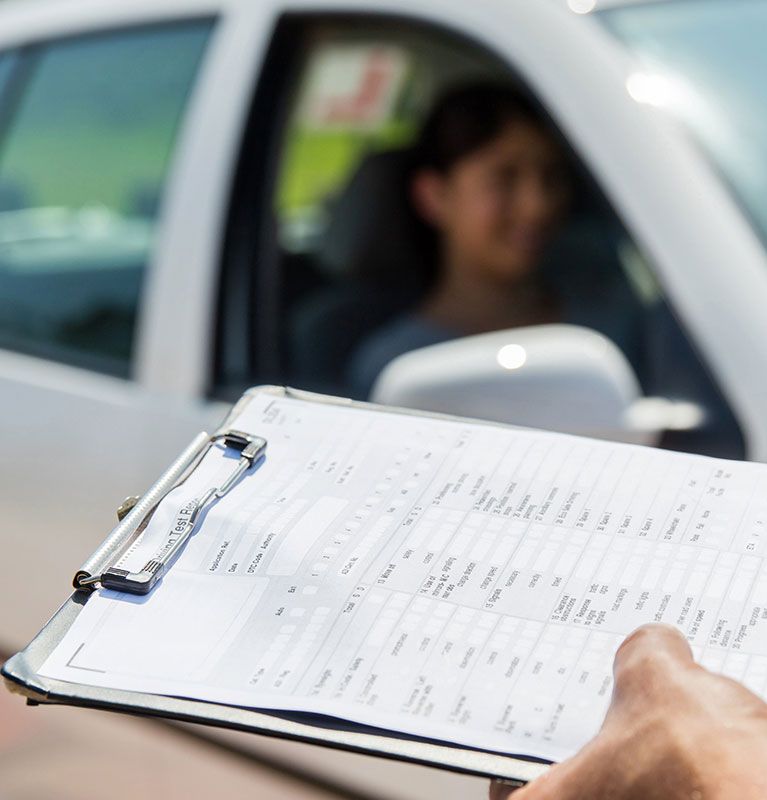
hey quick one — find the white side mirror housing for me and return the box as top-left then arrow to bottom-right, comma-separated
371,324 -> 702,445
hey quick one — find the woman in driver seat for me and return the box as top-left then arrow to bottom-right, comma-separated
347,82 -> 574,398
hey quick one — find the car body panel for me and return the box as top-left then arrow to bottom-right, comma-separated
1,1 -> 766,797
1,2 -> 765,451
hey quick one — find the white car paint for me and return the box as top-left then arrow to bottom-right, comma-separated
1,1 -> 765,797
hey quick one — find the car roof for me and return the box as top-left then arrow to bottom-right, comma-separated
590,0 -> 669,7
0,0 -> 677,42
0,0 -> 672,29
551,0 -> 672,9
0,0 -> 224,15
0,0 -> 666,55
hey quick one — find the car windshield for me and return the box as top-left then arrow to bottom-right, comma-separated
599,0 -> 767,244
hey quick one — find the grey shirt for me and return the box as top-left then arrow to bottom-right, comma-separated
347,286 -> 644,401
347,315 -> 457,399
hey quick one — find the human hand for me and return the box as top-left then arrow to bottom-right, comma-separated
490,624 -> 767,799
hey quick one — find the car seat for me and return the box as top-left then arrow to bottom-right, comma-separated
288,147 -> 432,395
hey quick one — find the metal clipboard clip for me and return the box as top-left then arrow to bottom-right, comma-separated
76,430 -> 267,595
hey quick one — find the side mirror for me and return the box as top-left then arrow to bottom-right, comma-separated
371,324 -> 703,446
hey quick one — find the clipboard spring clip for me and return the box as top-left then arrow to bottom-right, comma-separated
77,430 -> 267,595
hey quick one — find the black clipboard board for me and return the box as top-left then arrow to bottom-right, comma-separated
2,386 -> 551,785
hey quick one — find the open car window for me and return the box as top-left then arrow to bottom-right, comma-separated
219,13 -> 745,460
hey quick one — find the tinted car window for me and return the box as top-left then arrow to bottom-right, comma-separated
0,22 -> 212,375
0,53 -> 16,100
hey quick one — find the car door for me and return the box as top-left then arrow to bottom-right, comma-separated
217,1 -> 747,461
0,18 -> 225,647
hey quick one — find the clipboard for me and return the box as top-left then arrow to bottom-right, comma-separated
2,385 -> 550,786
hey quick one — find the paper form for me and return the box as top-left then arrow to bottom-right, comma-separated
39,392 -> 767,763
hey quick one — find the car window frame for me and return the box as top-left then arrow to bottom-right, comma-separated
213,14 -> 300,399
214,8 -> 745,460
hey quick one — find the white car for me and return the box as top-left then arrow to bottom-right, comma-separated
1,0 -> 766,796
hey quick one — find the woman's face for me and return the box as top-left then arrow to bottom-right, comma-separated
415,121 -> 571,282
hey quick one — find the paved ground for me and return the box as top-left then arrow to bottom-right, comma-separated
0,684 -> 349,800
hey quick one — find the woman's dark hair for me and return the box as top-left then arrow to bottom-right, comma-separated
413,82 -> 553,173
400,82 -> 556,289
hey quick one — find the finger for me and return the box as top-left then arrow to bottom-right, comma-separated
614,623 -> 693,677
610,624 -> 694,713
490,775 -> 560,800
489,779 -> 524,800
490,776 -> 546,800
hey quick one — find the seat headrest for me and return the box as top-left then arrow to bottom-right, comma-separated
315,145 -> 624,300
316,147 -> 433,290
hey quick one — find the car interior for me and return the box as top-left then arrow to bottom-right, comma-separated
267,22 -> 643,391
236,16 -> 745,459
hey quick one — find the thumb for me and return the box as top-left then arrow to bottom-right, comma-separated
614,624 -> 693,675
489,779 -> 525,800
489,626 -> 695,800
611,624 -> 693,706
